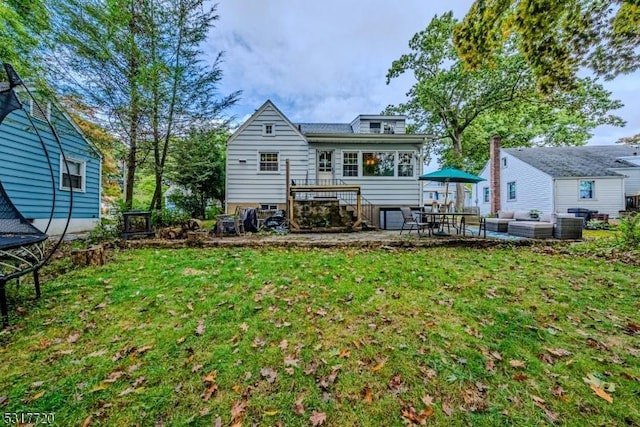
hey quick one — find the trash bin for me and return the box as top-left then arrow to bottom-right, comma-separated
567,208 -> 596,228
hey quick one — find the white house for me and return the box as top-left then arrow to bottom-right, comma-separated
225,100 -> 427,228
473,139 -> 640,218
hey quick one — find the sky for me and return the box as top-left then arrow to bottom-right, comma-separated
207,0 -> 640,146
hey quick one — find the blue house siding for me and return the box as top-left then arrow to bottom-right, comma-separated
0,92 -> 101,233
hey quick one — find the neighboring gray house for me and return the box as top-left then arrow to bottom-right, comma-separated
225,100 -> 427,228
473,141 -> 640,218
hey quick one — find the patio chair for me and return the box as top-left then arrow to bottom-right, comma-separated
214,206 -> 246,236
400,207 -> 430,236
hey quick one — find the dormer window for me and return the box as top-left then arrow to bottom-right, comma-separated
369,122 -> 381,134
383,122 -> 395,134
262,123 -> 275,136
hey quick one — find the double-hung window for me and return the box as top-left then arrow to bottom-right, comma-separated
259,152 -> 279,172
397,152 -> 414,177
507,181 -> 516,201
579,180 -> 595,199
483,187 -> 490,203
61,157 -> 85,191
342,152 -> 359,177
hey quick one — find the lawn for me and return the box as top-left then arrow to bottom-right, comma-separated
1,245 -> 639,426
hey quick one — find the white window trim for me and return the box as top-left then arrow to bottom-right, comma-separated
257,151 -> 280,174
262,123 -> 276,137
483,186 -> 490,203
30,99 -> 51,122
60,155 -> 86,192
501,157 -> 508,168
506,181 -> 516,201
579,179 -> 596,200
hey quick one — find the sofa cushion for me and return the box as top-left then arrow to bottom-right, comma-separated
514,210 -> 531,220
540,213 -> 552,223
497,210 -> 514,219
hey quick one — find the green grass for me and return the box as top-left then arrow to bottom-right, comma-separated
1,246 -> 639,426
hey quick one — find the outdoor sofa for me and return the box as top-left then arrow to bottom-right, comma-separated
484,210 -> 530,232
506,212 -> 583,239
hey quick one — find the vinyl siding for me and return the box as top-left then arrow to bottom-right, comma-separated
616,168 -> 640,196
500,152 -> 554,213
0,96 -> 101,231
226,104 -> 307,206
474,163 -> 491,216
554,177 -> 625,218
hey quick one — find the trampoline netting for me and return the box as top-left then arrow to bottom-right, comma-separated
1,63 -> 71,327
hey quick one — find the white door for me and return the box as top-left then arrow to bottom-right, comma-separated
317,150 -> 334,184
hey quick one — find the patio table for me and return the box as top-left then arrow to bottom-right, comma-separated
420,211 -> 478,236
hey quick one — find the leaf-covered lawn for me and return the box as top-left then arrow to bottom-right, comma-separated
1,246 -> 639,426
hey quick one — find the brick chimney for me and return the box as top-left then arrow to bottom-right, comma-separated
490,136 -> 501,215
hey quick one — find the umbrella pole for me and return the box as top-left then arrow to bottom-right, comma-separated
443,181 -> 449,212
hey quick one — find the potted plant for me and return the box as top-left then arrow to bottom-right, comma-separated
529,209 -> 541,220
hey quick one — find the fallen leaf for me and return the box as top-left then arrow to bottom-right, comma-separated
371,358 -> 387,372
279,339 -> 288,351
231,399 -> 247,421
201,383 -> 218,402
82,415 -> 92,427
203,371 -> 217,382
509,359 -> 526,368
442,401 -> 453,416
136,345 -> 153,355
512,373 -> 529,381
0,396 -> 7,406
239,322 -> 249,332
338,348 -> 351,358
213,417 -> 222,427
186,302 -> 194,311
261,367 -> 278,384
362,386 -> 373,404
545,347 -> 571,357
67,333 -> 81,343
195,320 -> 205,336
119,387 -> 135,396
589,383 -> 613,403
421,394 -> 434,407
310,410 -> 327,426
88,349 -> 108,358
284,355 -> 299,367
191,364 -> 203,373
176,336 -> 186,344
264,410 -> 278,416
293,398 -> 305,415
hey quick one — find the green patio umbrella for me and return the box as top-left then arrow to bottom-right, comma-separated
418,167 -> 485,209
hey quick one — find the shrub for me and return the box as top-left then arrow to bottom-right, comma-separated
616,213 -> 640,248
152,208 -> 192,228
586,219 -> 613,230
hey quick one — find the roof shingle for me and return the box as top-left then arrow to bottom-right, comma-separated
504,145 -> 640,177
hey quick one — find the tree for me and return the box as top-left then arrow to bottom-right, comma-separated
386,12 -> 624,208
454,0 -> 640,93
141,0 -> 239,214
59,95 -> 126,199
166,127 -> 227,219
51,0 -> 239,211
51,0 -> 147,210
0,0 -> 50,77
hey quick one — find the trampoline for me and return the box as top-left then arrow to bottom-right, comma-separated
0,63 -> 72,327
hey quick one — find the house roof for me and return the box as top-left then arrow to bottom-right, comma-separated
297,123 -> 354,134
504,145 -> 640,178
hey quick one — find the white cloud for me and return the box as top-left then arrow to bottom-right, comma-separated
208,0 -> 640,144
